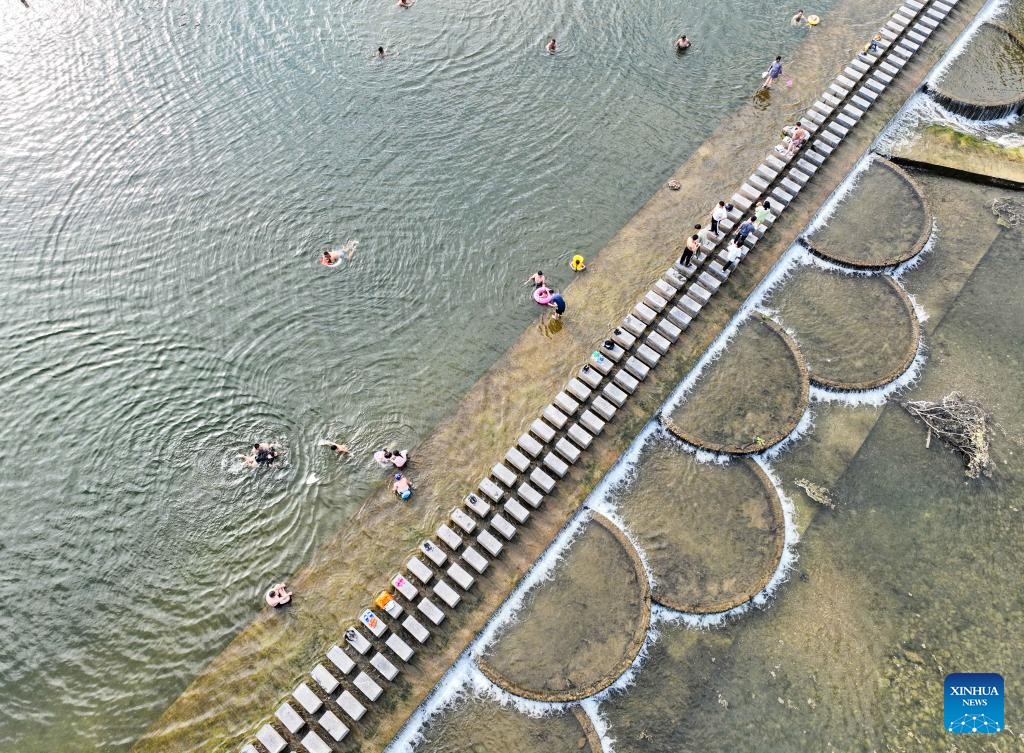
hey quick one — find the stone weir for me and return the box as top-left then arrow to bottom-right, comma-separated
130,2 -> 985,752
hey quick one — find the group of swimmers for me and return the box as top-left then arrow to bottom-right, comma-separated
523,257 -> 585,320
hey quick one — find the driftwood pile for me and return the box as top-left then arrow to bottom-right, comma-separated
902,391 -> 994,479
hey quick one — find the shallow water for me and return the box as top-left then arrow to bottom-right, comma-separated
0,0 -> 831,748
933,23 -> 1024,109
767,265 -> 918,389
665,318 -> 807,453
807,159 -> 929,267
606,437 -> 783,612
478,518 -> 646,700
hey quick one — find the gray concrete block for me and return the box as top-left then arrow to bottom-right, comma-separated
589,351 -> 614,374
646,331 -> 671,354
505,446 -> 530,472
554,391 -> 580,415
530,467 -> 557,493
688,284 -> 712,305
679,296 -> 702,317
590,395 -> 616,421
401,615 -> 430,644
517,481 -> 544,507
491,464 -> 516,489
276,702 -> 305,733
503,497 -> 530,523
565,378 -> 592,402
476,529 -> 503,557
480,477 -> 504,501
656,318 -> 682,341
437,523 -> 463,550
578,365 -> 602,388
653,279 -> 678,299
338,690 -> 366,721
370,651 -> 400,681
630,302 -> 656,325
613,369 -> 639,394
327,644 -> 357,674
517,432 -> 543,457
579,410 -> 605,435
354,671 -> 383,701
543,404 -> 568,429
643,291 -> 668,311
636,343 -> 661,367
490,513 -> 516,540
555,436 -> 582,463
257,725 -> 287,753
417,597 -> 445,625
301,731 -> 331,753
543,451 -> 570,478
625,356 -> 650,380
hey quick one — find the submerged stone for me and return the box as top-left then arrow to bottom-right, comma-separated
767,266 -> 919,389
665,318 -> 809,454
478,516 -> 650,701
806,158 -> 932,268
612,437 -> 785,613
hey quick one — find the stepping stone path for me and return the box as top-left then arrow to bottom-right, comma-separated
238,1 -> 961,748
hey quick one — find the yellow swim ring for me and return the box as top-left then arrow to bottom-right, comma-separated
570,254 -> 586,271
807,14 -> 820,26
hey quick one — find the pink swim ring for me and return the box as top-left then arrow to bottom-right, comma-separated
533,286 -> 553,305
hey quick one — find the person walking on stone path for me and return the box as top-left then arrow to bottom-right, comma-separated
724,236 -> 744,271
737,217 -> 756,244
680,234 -> 700,268
710,200 -> 727,236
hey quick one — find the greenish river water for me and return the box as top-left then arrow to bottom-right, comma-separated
0,0 -> 824,750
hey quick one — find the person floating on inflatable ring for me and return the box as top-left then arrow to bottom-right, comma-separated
533,285 -> 553,305
265,583 -> 292,607
570,254 -> 586,272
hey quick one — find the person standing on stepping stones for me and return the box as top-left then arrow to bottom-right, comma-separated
680,234 -> 700,268
710,200 -> 727,236
737,217 -> 756,244
755,199 -> 773,228
695,223 -> 712,249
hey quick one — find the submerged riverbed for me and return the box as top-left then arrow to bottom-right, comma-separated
0,0 -> 835,750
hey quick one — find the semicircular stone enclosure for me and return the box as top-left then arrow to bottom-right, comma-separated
610,435 -> 785,613
477,514 -> 650,702
929,22 -> 1024,119
664,317 -> 809,454
805,158 -> 932,268
413,696 -> 601,753
766,266 -> 920,390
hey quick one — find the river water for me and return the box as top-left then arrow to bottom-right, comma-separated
0,0 -> 825,750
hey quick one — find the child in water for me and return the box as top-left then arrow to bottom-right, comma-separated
570,255 -> 586,272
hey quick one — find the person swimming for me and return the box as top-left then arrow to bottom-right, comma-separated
525,270 -> 546,287
241,442 -> 279,468
546,38 -> 557,54
377,46 -> 386,58
321,250 -> 341,266
791,9 -> 805,26
570,255 -> 586,272
675,35 -> 690,51
393,473 -> 413,500
327,442 -> 350,456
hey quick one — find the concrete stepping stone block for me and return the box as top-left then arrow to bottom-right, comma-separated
354,671 -> 383,701
504,447 -> 530,472
600,338 -> 627,362
437,524 -> 463,550
678,296 -> 703,317
663,267 -> 688,289
738,182 -> 761,200
653,279 -> 678,299
708,261 -> 730,281
804,108 -> 826,125
667,306 -> 692,329
589,352 -> 614,375
555,437 -> 582,463
276,702 -> 305,733
420,540 -> 448,565
812,139 -> 835,157
621,314 -> 648,337
590,396 -> 616,421
578,365 -> 602,388
656,318 -> 682,342
337,690 -> 366,721
417,597 -> 445,625
821,127 -> 843,145
879,27 -> 898,41
565,378 -> 592,402
447,562 -> 475,590
636,344 -> 661,368
879,60 -> 900,76
477,529 -> 503,557
479,477 -> 504,501
646,330 -> 671,354
851,94 -> 873,110
780,177 -> 803,196
257,725 -> 287,753
827,83 -> 849,98
451,509 -> 476,534
529,467 -> 556,493
553,390 -> 580,415
241,744 -> 259,753
836,74 -> 858,90
407,556 -> 434,584
385,633 -> 415,662
730,193 -> 753,212
370,652 -> 399,681
644,291 -> 668,311
697,271 -> 721,293
836,112 -> 858,130
541,406 -> 568,430
906,30 -> 927,44
613,369 -> 639,394
803,148 -> 826,166
687,285 -> 712,305
601,383 -> 628,409
518,480 -> 544,507
610,326 -> 636,349
850,58 -> 870,73
828,122 -> 850,139
766,154 -> 788,171
543,451 -> 570,477
312,664 -> 340,694
899,38 -> 921,54
489,465 -> 516,489
756,163 -> 779,181
432,579 -> 461,608
462,545 -> 489,574
530,418 -> 557,443
873,70 -> 894,85
345,627 -> 372,654
301,731 -> 331,753
580,410 -> 606,436
380,596 -> 403,620
294,683 -> 323,714
631,303 -> 657,326
718,218 -> 736,234
517,432 -> 543,458
318,711 -> 349,743
490,513 -> 516,540
360,609 -> 387,637
796,158 -> 819,176
748,173 -> 770,192
567,424 -> 593,450
327,645 -> 356,675
503,497 -> 530,523
788,167 -> 811,184
674,260 -> 698,277
401,615 -> 430,644
625,356 -> 650,380
886,18 -> 907,33
464,493 -> 491,517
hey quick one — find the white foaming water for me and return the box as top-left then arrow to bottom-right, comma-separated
891,224 -> 938,283
580,698 -> 615,753
809,340 -> 928,407
876,93 -> 1022,153
924,0 -> 1011,87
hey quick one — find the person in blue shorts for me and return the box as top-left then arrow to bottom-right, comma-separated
763,55 -> 783,88
547,291 -> 566,319
393,473 -> 413,501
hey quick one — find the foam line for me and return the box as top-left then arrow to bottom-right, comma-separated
802,153 -> 875,236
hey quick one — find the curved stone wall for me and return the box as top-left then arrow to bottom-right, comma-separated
928,22 -> 1024,120
664,317 -> 810,455
804,159 -> 933,269
477,514 -> 651,702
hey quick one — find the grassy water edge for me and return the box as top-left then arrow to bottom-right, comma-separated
132,3 -> 986,751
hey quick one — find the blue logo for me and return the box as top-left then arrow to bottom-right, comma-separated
945,673 -> 1003,733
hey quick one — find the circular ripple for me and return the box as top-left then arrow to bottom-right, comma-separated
664,317 -> 809,454
414,696 -> 601,753
478,515 -> 650,702
767,266 -> 920,390
612,437 -> 785,613
805,159 -> 932,269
